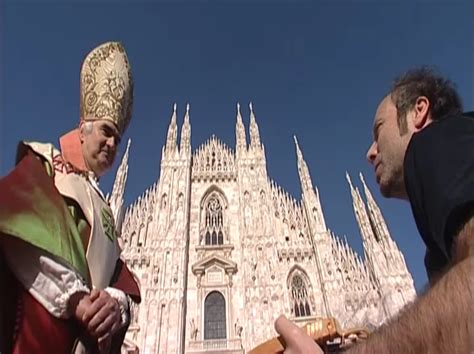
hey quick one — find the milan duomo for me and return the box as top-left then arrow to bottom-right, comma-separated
108,103 -> 416,354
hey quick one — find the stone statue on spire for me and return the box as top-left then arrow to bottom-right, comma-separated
180,103 -> 191,156
249,101 -> 261,147
236,102 -> 247,153
165,103 -> 178,156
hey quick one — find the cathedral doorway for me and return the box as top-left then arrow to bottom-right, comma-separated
204,291 -> 227,340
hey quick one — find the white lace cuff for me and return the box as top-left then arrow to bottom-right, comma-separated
55,281 -> 90,318
104,287 -> 130,327
4,237 -> 90,319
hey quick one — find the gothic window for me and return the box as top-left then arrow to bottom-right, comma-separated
204,291 -> 226,340
289,272 -> 312,318
161,194 -> 167,209
368,214 -> 381,242
280,201 -> 286,218
129,232 -> 136,246
203,196 -> 224,245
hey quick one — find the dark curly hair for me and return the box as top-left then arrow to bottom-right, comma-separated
390,67 -> 463,133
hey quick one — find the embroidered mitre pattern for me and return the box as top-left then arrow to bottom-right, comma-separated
80,41 -> 133,135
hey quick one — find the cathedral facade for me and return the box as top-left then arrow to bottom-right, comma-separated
108,103 -> 416,354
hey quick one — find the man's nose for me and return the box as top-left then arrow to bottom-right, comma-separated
366,142 -> 377,164
106,136 -> 117,149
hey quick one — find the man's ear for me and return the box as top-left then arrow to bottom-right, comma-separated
79,121 -> 85,143
412,96 -> 431,130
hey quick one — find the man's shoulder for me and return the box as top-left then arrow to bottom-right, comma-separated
17,141 -> 61,165
409,112 -> 474,152
404,111 -> 474,265
428,112 -> 474,131
406,112 -> 474,177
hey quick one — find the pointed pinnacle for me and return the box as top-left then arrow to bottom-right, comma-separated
249,103 -> 257,125
293,135 -> 303,159
184,104 -> 190,125
236,102 -> 243,122
359,172 -> 365,183
169,103 -> 177,125
345,172 -> 354,188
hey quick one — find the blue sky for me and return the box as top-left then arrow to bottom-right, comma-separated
1,2 -> 472,292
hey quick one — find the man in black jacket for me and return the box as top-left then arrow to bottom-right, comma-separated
275,67 -> 473,353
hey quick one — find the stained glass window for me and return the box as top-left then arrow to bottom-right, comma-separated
203,196 -> 224,245
290,274 -> 312,317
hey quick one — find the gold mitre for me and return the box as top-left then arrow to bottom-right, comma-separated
80,41 -> 133,135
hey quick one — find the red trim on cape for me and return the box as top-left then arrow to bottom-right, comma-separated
112,259 -> 141,303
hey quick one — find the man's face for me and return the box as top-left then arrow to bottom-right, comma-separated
366,95 -> 414,199
80,120 -> 121,177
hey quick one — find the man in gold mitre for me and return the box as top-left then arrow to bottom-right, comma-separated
0,41 -> 141,354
